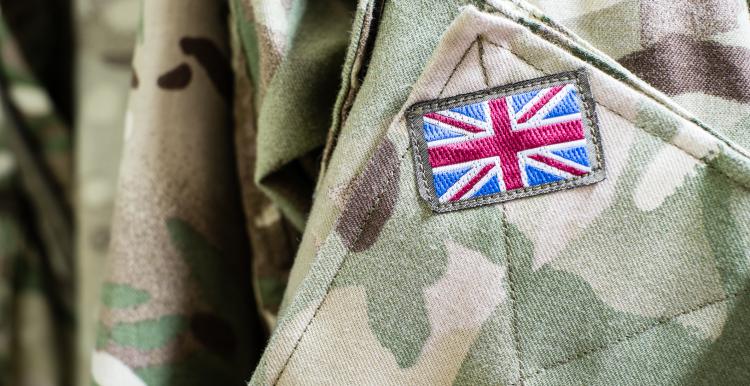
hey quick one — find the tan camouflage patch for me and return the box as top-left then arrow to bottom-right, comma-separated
279,240 -> 506,384
633,144 -> 701,211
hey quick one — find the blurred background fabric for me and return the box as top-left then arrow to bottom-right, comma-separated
0,0 -> 353,385
0,0 -> 135,383
72,0 -> 135,383
0,0 -> 75,384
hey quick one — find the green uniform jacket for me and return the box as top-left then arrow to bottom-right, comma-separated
2,0 -> 750,385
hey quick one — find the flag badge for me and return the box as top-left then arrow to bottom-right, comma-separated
407,70 -> 605,212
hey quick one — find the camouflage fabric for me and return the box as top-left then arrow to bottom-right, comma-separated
230,0 -> 354,328
1,0 -> 750,385
0,12 -> 74,386
73,0 -> 138,384
524,0 -> 750,150
90,1 -> 266,385
248,1 -> 750,385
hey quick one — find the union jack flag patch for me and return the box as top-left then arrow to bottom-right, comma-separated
406,70 -> 605,212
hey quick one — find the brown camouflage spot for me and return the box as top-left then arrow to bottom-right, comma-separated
131,68 -> 139,89
189,312 -> 237,359
336,139 -> 400,253
157,63 -> 192,89
180,37 -> 232,101
619,34 -> 750,103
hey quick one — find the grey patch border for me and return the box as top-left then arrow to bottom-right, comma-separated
406,69 -> 606,213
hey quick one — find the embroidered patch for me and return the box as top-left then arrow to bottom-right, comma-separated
406,69 -> 605,212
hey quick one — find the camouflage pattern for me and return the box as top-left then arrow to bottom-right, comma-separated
1,0 -> 750,385
524,0 -> 750,151
92,0 -> 358,382
231,0 -> 355,328
0,12 -> 74,386
232,0 -> 353,233
91,1 -> 267,385
249,1 -> 750,385
73,0 -> 138,384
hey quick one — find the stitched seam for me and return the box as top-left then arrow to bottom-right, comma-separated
483,42 -> 525,384
483,4 -> 750,162
482,39 -> 750,192
274,148 -> 411,384
529,289 -> 747,377
502,205 -> 525,384
472,37 -> 750,376
477,37 -> 490,87
272,38 -> 469,381
439,39 -> 479,97
275,32 -> 483,379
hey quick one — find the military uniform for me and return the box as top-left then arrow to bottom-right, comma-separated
1,0 -> 750,385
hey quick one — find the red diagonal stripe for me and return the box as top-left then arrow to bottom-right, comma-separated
449,163 -> 494,202
528,154 -> 587,176
424,112 -> 486,134
517,85 -> 565,123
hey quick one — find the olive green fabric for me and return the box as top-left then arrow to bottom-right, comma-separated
230,0 -> 356,329
0,13 -> 74,386
0,0 -> 750,385
247,1 -> 750,385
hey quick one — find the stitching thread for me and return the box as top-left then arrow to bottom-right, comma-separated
481,39 -> 750,192
273,148 -> 411,384
530,289 -> 746,377
439,39 -> 479,98
273,19 -> 749,384
477,37 -> 490,87
275,32 -> 493,383
501,205 -> 525,384
406,60 -> 605,212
